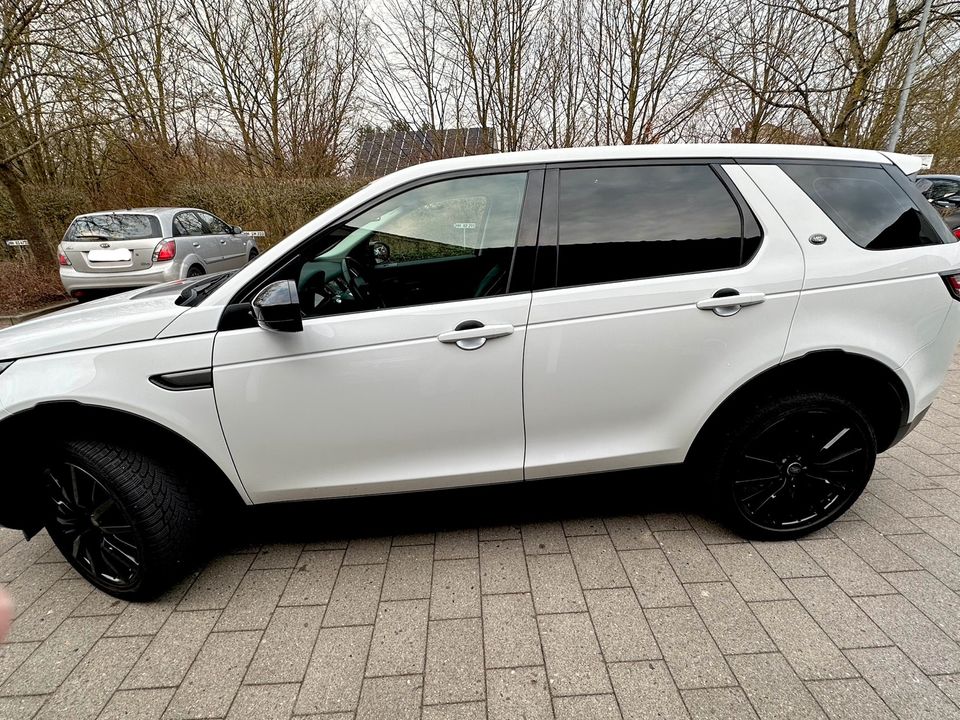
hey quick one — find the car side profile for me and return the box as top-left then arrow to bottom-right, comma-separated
2,144 -> 959,599
57,207 -> 260,299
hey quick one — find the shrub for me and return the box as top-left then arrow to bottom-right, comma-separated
0,258 -> 68,316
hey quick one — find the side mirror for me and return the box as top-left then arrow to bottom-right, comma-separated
370,241 -> 391,264
252,280 -> 303,332
232,225 -> 243,234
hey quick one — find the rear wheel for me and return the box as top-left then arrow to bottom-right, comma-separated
42,441 -> 205,600
708,391 -> 876,539
187,265 -> 204,278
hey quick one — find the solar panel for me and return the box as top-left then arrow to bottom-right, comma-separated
352,128 -> 495,177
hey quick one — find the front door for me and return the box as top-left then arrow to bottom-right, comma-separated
212,170 -> 539,502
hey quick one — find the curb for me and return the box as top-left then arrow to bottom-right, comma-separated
0,298 -> 76,327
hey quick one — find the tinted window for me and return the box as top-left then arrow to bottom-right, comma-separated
295,173 -> 527,317
781,164 -> 949,250
173,212 -> 206,237
199,212 -> 231,234
555,165 -> 759,287
67,214 -> 161,241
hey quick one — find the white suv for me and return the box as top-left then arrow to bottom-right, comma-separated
1,144 -> 958,599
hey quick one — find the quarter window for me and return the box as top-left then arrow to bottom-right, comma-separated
780,164 -> 951,249
555,165 -> 760,288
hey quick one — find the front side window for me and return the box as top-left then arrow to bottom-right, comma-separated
781,164 -> 952,249
173,212 -> 206,237
555,164 -> 760,288
199,212 -> 231,234
293,172 -> 528,317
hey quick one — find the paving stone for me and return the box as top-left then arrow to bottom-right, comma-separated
710,544 -> 792,602
751,599 -> 857,680
915,488 -> 960,523
250,543 -> 303,570
0,643 -> 39,688
915,515 -> 960,554
562,517 -> 606,536
245,605 -> 325,684
752,541 -> 824,579
278,550 -> 343,607
785,577 -> 889,649
608,661 -> 688,720
163,630 -> 260,720
831,520 -> 920,572
855,593 -> 960,674
322,563 -> 385,627
422,702 -> 486,720
728,652 -> 826,720
644,513 -> 692,531
681,687 -> 759,720
849,492 -> 921,535
435,529 -> 479,560
619,549 -> 687,607
1,615 -> 112,696
799,539 -> 896,596
584,588 -> 660,661
176,554 -> 253,611
686,581 -> 775,654
603,515 -> 657,550
868,477 -> 941,517
481,593 -> 542,668
521,523 -> 569,555
846,646 -> 960,720
890,532 -> 960,590
646,606 -> 735,689
343,537 -> 391,565
122,611 -> 219,689
7,578 -> 92,643
0,696 -> 45,720
554,694 -> 622,720
356,675 -> 422,720
381,544 -> 433,601
5,564 -> 69,621
527,554 -> 586,614
366,599 -> 429,677
71,588 -> 126,618
423,618 -> 484,705
883,570 -> 960,641
216,568 -> 290,631
0,534 -> 56,582
479,525 -> 522,541
805,678 -> 896,720
486,666 -> 553,720
226,683 -> 298,720
98,688 -> 175,720
296,625 -> 373,715
393,532 -> 435,546
479,540 -> 529,595
537,612 -> 611,696
106,577 -> 193,637
656,530 -> 726,583
34,635 -> 149,720
431,558 -> 481,620
934,674 -> 960,707
567,535 -> 629,590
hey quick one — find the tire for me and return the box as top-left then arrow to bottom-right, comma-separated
42,440 -> 206,600
706,391 -> 876,540
248,248 -> 259,262
187,265 -> 205,278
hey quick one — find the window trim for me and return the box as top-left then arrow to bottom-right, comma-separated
219,165 -> 545,330
533,161 -> 764,292
173,210 -> 208,238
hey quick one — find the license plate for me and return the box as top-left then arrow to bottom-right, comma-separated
87,249 -> 132,262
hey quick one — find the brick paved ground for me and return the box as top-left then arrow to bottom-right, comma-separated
4,360 -> 960,719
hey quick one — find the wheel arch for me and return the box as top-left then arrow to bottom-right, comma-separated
0,401 -> 247,536
687,350 -> 910,467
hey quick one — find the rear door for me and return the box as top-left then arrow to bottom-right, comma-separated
173,211 -> 221,268
62,214 -> 162,273
522,162 -> 804,480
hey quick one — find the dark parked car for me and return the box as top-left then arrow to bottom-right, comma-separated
917,175 -> 960,238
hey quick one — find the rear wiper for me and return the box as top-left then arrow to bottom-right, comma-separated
175,273 -> 232,306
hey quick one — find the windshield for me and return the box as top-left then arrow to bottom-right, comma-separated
67,214 -> 161,242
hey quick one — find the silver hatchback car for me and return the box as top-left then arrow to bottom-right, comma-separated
58,207 -> 260,299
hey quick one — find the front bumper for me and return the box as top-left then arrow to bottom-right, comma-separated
59,262 -> 181,295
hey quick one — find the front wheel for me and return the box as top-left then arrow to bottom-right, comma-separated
708,391 -> 876,539
42,441 -> 206,599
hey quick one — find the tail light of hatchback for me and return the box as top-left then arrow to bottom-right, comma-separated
57,249 -> 71,266
942,272 -> 960,301
954,228 -> 960,240
153,239 -> 176,262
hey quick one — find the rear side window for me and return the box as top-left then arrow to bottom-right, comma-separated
556,165 -> 761,288
780,164 -> 953,250
66,214 -> 161,241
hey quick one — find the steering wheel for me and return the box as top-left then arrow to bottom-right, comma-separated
342,257 -> 383,308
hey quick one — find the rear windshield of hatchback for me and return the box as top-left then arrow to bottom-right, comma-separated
66,214 -> 161,242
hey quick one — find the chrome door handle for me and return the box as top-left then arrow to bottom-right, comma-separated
219,239 -> 227,244
696,292 -> 766,317
192,242 -> 200,247
438,322 -> 514,350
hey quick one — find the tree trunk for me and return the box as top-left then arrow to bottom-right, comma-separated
0,162 -> 54,266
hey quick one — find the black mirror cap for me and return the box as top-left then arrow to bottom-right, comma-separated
252,279 -> 303,332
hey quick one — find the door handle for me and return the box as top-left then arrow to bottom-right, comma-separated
219,239 -> 227,244
192,242 -> 200,247
696,291 -> 765,317
438,321 -> 514,350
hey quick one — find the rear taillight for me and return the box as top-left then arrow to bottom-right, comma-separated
57,249 -> 70,266
953,228 -> 960,240
943,272 -> 960,301
153,239 -> 176,262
